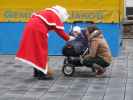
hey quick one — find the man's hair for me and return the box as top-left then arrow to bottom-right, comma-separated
86,26 -> 99,33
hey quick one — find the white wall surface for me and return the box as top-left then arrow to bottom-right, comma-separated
126,0 -> 133,7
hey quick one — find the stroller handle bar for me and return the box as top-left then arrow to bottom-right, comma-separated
81,48 -> 89,57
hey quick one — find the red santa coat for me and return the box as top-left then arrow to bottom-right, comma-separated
16,8 -> 69,74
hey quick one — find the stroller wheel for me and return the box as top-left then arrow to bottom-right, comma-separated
62,64 -> 75,76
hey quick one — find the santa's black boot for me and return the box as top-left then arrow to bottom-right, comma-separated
33,68 -> 53,80
33,68 -> 39,77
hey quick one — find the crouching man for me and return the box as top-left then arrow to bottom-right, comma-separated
83,26 -> 112,76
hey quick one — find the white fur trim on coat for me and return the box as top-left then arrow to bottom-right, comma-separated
32,12 -> 64,30
15,57 -> 48,74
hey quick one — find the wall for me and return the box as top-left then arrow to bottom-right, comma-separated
126,0 -> 133,7
0,22 -> 122,57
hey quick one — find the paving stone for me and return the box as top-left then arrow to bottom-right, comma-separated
0,96 -> 17,100
103,95 -> 124,100
82,96 -> 102,100
125,95 -> 133,100
86,89 -> 105,96
125,87 -> 133,96
0,94 -> 37,100
46,90 -> 65,97
5,61 -> 15,65
105,88 -> 124,96
61,94 -> 82,100
40,95 -> 60,100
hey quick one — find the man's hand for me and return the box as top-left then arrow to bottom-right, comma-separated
83,55 -> 90,59
80,55 -> 91,64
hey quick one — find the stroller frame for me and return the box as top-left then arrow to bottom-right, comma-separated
62,48 -> 96,76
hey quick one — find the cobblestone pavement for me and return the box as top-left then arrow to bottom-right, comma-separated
0,39 -> 133,100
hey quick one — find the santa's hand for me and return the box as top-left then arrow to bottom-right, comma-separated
68,36 -> 75,41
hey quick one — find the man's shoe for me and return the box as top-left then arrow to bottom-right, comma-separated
93,64 -> 106,77
33,68 -> 45,77
37,75 -> 54,80
96,67 -> 106,77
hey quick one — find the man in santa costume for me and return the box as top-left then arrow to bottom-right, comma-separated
16,5 -> 75,80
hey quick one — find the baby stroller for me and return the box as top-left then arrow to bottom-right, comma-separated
62,30 -> 96,76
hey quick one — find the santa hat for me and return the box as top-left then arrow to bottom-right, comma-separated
52,5 -> 69,22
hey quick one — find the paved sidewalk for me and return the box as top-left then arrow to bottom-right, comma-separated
0,39 -> 133,100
